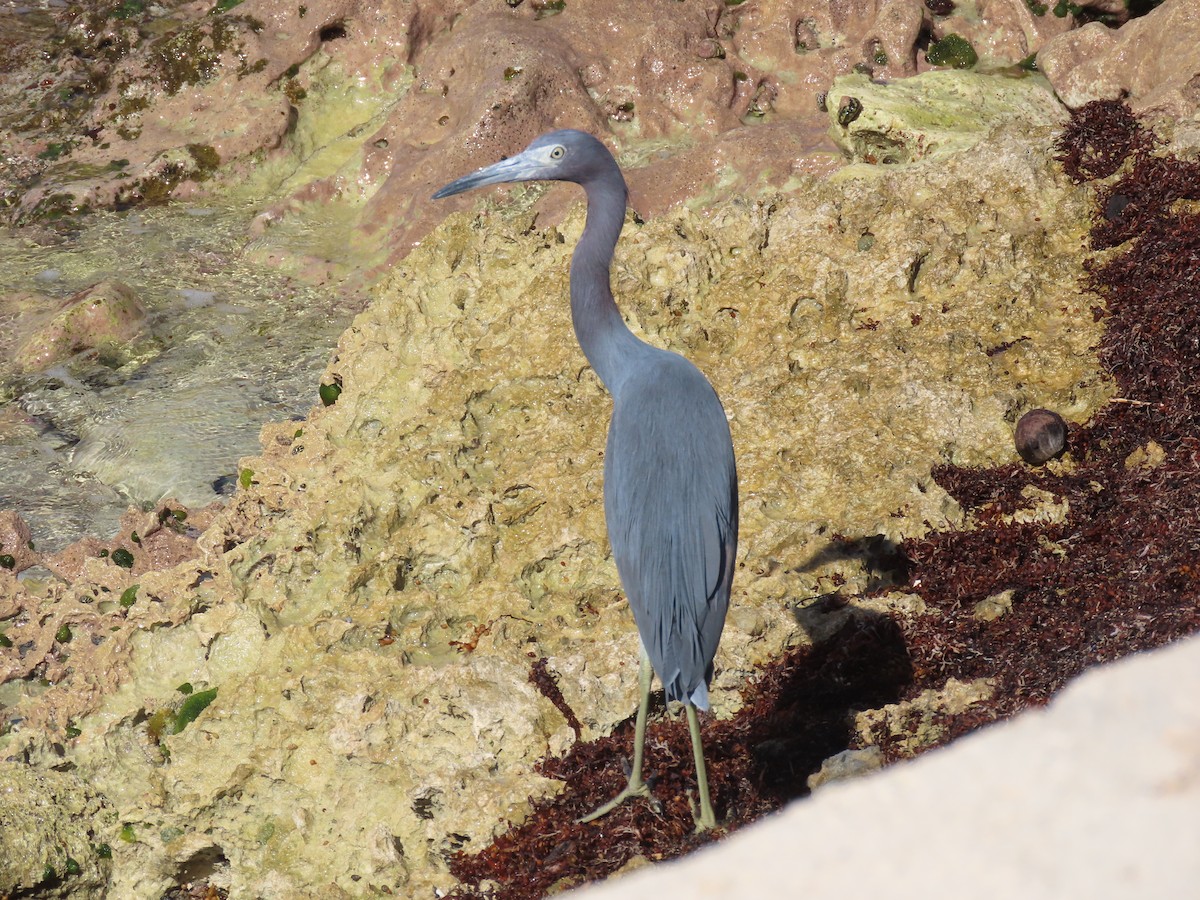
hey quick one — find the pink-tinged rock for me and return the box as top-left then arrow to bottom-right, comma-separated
14,280 -> 147,373
40,499 -> 221,584
0,511 -> 36,575
1038,0 -> 1200,116
941,0 -> 1075,65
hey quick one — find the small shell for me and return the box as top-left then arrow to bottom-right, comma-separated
837,97 -> 863,127
1015,409 -> 1068,465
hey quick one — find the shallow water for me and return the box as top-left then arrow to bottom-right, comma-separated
0,201 -> 362,551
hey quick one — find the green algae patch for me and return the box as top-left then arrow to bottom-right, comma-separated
169,687 -> 218,734
119,585 -> 139,608
319,381 -> 342,406
926,34 -> 978,70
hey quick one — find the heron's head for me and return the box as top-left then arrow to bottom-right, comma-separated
432,129 -> 617,199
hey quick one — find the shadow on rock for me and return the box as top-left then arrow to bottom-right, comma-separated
449,605 -> 912,899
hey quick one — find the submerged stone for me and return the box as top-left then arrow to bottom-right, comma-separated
14,281 -> 147,373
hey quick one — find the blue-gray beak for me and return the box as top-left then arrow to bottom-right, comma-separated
432,150 -> 544,200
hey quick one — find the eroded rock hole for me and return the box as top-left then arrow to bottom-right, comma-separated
319,21 -> 347,41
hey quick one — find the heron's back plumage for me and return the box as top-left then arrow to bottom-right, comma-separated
604,350 -> 738,709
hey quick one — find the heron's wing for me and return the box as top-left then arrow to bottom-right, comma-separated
604,354 -> 738,709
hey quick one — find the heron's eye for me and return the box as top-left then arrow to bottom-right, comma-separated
550,146 -> 565,160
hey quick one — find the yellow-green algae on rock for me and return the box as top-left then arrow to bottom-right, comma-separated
0,762 -> 115,898
1,118 -> 1110,897
826,70 -> 1067,166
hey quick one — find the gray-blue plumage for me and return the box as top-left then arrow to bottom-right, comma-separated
433,129 -> 738,828
605,350 -> 737,709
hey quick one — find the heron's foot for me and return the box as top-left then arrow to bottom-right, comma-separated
578,776 -> 653,824
688,790 -> 718,833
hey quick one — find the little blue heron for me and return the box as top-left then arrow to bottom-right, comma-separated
433,130 -> 738,830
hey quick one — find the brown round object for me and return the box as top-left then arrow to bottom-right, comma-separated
1015,409 -> 1068,465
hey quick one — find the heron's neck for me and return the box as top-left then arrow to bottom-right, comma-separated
570,172 -> 646,396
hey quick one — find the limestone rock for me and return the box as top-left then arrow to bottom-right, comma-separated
0,510 -> 36,574
0,67 -> 1112,900
0,762 -> 115,899
826,70 -> 1066,166
940,0 -> 1075,64
1038,0 -> 1200,116
807,745 -> 884,790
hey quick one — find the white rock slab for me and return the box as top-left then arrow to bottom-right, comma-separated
581,635 -> 1200,899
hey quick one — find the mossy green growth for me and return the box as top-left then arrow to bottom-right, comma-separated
111,548 -> 135,568
94,843 -> 113,859
118,824 -> 136,843
0,632 -> 11,648
64,857 -> 82,876
111,0 -> 147,19
119,584 -> 139,607
1018,53 -> 1039,72
187,143 -> 221,174
926,34 -> 978,69
38,141 -> 75,161
0,554 -> 14,569
1025,0 -> 1048,14
26,192 -> 89,224
239,468 -> 254,489
149,16 -> 258,93
177,682 -> 194,695
146,708 -> 173,744
212,0 -> 244,12
65,724 -> 82,738
169,687 -> 218,734
284,80 -> 307,103
55,624 -> 73,643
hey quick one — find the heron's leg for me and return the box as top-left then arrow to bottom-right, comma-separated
686,702 -> 717,831
578,649 -> 653,823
